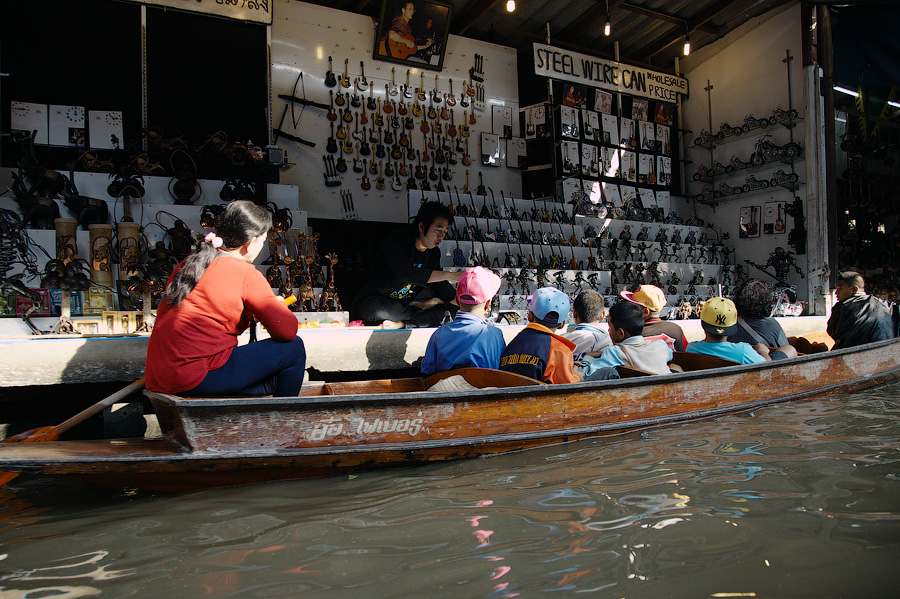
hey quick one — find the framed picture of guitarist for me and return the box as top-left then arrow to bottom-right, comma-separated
374,0 -> 452,71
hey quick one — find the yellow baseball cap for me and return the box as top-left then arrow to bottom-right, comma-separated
700,297 -> 738,336
620,285 -> 666,312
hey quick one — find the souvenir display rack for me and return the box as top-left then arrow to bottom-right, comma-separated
412,190 -> 736,319
688,51 -> 803,207
519,80 -> 679,210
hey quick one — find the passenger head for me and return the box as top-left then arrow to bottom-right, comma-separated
733,278 -> 772,318
165,201 -> 272,308
456,266 -> 501,314
835,271 -> 865,302
607,301 -> 645,343
700,297 -> 739,339
412,201 -> 453,248
620,284 -> 666,318
572,289 -> 606,324
527,287 -> 570,330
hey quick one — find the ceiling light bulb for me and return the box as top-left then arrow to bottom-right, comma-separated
604,15 -> 611,36
683,35 -> 691,56
506,0 -> 515,12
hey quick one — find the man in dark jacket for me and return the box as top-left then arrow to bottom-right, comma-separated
827,271 -> 895,349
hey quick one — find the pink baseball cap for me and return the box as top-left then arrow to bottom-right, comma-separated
456,266 -> 501,305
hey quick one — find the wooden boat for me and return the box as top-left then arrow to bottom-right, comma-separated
1,337 -> 898,492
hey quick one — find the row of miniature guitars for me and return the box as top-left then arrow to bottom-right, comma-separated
325,122 -> 473,164
324,151 -> 486,194
324,58 -> 485,109
326,109 -> 473,150
326,87 -> 478,134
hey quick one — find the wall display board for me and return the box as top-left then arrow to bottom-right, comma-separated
519,79 -> 683,221
270,0 -> 521,223
407,189 -> 731,316
120,0 -> 273,24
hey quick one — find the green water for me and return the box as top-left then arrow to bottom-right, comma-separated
1,383 -> 899,598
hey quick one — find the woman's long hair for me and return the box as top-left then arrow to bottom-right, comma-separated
165,201 -> 272,307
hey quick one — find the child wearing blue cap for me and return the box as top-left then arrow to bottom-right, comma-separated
499,287 -> 580,384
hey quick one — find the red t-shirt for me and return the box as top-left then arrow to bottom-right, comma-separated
145,256 -> 298,393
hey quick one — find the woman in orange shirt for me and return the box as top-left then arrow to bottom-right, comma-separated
146,201 -> 305,396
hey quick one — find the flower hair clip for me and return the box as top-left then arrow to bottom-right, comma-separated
204,232 -> 224,248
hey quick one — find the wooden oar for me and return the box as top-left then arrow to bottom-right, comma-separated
0,378 -> 146,486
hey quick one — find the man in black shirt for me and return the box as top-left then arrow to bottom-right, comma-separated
352,202 -> 462,328
827,271 -> 895,349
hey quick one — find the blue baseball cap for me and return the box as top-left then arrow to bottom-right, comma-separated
527,287 -> 570,326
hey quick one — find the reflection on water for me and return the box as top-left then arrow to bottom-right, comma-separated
1,383 -> 899,598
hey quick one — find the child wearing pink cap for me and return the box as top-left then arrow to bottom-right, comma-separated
420,267 -> 506,376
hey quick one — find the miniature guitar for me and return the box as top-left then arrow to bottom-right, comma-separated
366,85 -> 376,111
388,67 -> 399,97
356,61 -> 368,91
432,75 -> 442,105
375,162 -> 385,190
340,59 -> 351,88
326,123 -> 338,154
447,79 -> 457,107
476,171 -> 486,196
775,203 -> 785,232
327,91 -> 338,121
324,56 -> 337,88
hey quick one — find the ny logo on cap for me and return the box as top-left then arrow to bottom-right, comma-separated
715,314 -> 727,325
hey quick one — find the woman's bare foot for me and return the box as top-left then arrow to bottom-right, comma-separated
380,319 -> 405,329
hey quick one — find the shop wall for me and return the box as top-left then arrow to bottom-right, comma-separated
271,1 -> 522,223
681,2 -> 809,301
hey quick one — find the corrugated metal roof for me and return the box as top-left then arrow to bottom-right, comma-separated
297,0 -> 794,70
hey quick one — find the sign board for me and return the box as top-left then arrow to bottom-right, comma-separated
533,42 -> 688,103
122,0 -> 272,24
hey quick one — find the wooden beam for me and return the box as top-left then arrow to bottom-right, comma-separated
558,0 -> 625,41
639,0 -> 743,60
620,1 -> 718,35
453,0 -> 503,36
490,24 -> 678,74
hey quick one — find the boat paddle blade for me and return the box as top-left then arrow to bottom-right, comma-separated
0,378 -> 145,487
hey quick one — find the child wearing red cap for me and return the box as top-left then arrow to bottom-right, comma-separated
420,267 -> 505,376
499,287 -> 579,384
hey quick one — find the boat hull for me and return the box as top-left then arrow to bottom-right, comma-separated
2,339 -> 899,491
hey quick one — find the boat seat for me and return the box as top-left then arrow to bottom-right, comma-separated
615,365 -> 657,378
669,351 -> 741,371
321,378 -> 429,396
425,367 -> 545,389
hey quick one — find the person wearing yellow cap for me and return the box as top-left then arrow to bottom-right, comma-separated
685,297 -> 770,364
620,285 -> 688,352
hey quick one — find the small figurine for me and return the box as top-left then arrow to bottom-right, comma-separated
636,226 -> 649,241
318,253 -> 343,312
655,228 -> 669,243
